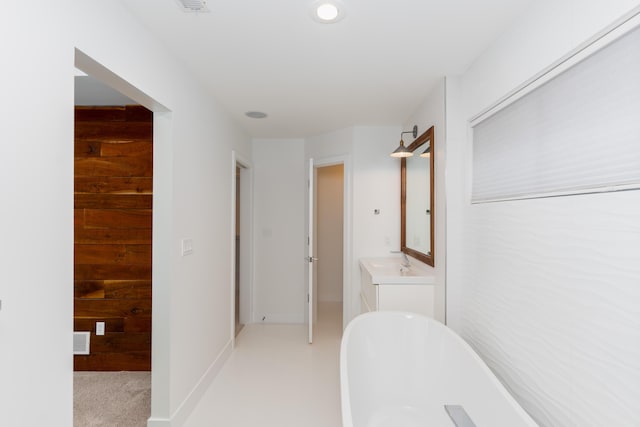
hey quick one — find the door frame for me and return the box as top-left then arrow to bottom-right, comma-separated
231,151 -> 254,347
309,155 -> 352,331
75,49 -> 173,421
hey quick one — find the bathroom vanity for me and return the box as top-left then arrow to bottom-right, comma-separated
359,257 -> 435,317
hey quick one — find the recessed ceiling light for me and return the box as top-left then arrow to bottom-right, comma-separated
311,1 -> 345,24
245,111 -> 268,119
317,4 -> 338,20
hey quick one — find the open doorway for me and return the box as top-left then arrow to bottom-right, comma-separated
235,166 -> 243,337
72,50 -> 171,425
73,83 -> 153,425
232,153 -> 252,344
313,164 -> 344,333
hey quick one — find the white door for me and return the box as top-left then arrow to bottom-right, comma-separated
306,158 -> 317,343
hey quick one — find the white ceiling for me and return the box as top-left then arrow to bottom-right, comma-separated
107,0 -> 532,138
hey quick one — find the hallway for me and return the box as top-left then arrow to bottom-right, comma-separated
183,302 -> 343,427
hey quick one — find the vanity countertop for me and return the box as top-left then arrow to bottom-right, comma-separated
359,257 -> 435,285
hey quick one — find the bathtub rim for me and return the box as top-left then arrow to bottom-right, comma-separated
339,311 -> 538,427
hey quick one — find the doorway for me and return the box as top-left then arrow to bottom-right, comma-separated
232,153 -> 252,344
73,49 -> 171,425
313,164 -> 344,332
235,166 -> 243,337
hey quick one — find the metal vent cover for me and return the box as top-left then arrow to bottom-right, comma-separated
175,0 -> 210,12
73,332 -> 90,355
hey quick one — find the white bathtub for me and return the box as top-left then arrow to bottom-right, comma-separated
340,312 -> 538,427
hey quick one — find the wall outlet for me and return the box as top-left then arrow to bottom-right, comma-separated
96,322 -> 105,336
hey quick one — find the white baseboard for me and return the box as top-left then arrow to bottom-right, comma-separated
146,339 -> 233,427
147,417 -> 169,427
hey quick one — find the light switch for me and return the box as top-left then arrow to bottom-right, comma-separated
181,239 -> 194,256
96,322 -> 105,336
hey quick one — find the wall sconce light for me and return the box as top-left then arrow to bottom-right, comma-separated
390,125 -> 418,158
420,142 -> 431,157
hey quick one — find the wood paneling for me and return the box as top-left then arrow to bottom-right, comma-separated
74,177 -> 152,194
75,280 -> 152,299
82,209 -> 152,229
74,299 -> 152,318
75,317 -> 126,333
101,140 -> 153,157
74,157 -> 152,177
73,140 -> 152,158
74,121 -> 153,140
74,244 -> 152,265
74,264 -> 152,281
74,105 -> 152,371
104,280 -> 153,299
74,227 -> 152,245
75,194 -> 152,209
74,352 -> 151,372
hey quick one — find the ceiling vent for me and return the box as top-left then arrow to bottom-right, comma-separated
175,0 -> 210,13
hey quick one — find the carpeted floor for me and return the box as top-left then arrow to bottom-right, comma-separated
74,371 -> 151,427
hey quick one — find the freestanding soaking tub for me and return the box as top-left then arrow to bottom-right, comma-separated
340,311 -> 538,427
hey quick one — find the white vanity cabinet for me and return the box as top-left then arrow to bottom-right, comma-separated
359,257 -> 435,318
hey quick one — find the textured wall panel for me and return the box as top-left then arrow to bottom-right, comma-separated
459,190 -> 640,426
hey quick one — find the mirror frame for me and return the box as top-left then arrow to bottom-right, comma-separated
401,125 -> 434,266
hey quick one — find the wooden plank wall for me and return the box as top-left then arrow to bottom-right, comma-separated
74,105 -> 152,371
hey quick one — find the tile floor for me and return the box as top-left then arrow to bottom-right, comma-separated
183,302 -> 344,427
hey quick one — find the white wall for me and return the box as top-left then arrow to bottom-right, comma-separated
252,139 -> 306,323
443,75 -> 468,334
307,126 -> 401,324
0,3 -> 74,426
403,80 -> 446,323
446,1 -> 640,426
306,127 -> 355,159
0,2 -> 251,426
253,121 -> 437,328
351,126 -> 404,321
254,127 -> 401,326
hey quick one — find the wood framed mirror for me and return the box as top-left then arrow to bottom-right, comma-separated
401,125 -> 434,266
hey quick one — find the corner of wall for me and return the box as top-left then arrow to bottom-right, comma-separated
402,80 -> 447,324
148,339 -> 233,427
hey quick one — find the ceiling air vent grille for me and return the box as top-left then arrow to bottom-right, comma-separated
175,0 -> 210,13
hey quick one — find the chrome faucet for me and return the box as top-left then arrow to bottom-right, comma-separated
400,252 -> 411,268
391,250 -> 412,268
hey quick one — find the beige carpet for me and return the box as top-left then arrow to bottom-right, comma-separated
74,371 -> 151,427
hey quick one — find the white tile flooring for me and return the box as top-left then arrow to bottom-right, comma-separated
183,302 -> 344,427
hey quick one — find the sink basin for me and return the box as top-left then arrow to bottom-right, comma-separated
360,257 -> 435,285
